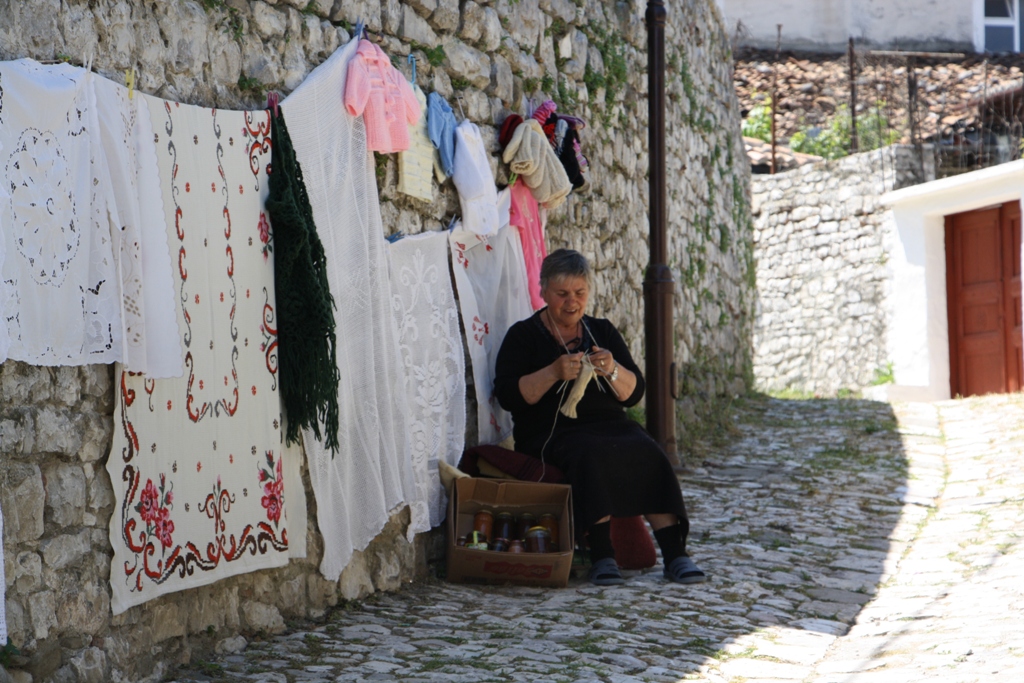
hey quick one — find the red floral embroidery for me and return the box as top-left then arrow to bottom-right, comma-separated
134,474 -> 175,550
472,316 -> 489,345
154,508 -> 175,549
258,452 -> 285,527
257,212 -> 273,262
454,242 -> 469,269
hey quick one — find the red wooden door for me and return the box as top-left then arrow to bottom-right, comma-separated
945,201 -> 1024,397
1005,202 -> 1023,392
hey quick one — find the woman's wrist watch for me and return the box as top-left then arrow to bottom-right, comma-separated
609,361 -> 619,382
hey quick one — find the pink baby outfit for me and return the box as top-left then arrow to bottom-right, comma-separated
344,39 -> 421,153
509,179 -> 546,310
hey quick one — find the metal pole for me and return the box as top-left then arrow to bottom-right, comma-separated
643,0 -> 679,467
849,37 -> 858,153
770,24 -> 781,174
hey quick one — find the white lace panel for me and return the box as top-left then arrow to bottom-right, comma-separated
0,505 -> 6,645
389,232 -> 466,529
281,38 -> 416,580
93,76 -> 146,367
0,60 -> 122,365
450,215 -> 534,445
0,135 -> 8,361
92,75 -> 182,378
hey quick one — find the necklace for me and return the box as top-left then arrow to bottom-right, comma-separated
545,309 -> 582,353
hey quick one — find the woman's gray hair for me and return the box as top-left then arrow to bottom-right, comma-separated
539,249 -> 592,292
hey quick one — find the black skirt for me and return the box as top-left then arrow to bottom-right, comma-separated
543,419 -> 689,540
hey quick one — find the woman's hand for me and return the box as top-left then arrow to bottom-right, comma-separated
518,352 -> 585,405
590,345 -> 637,400
589,346 -> 616,377
552,352 -> 586,382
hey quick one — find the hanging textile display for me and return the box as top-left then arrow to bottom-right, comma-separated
452,120 -> 500,236
0,135 -> 8,361
93,75 -> 183,378
0,60 -> 122,365
282,36 -> 421,580
344,39 -> 421,154
449,193 -> 533,445
0,506 -> 6,645
106,94 -> 295,614
396,85 -> 436,203
509,179 -> 546,311
264,109 -> 340,453
388,231 -> 466,527
501,119 -> 572,209
427,92 -> 456,178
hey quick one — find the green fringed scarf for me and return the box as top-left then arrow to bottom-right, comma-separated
265,108 -> 340,454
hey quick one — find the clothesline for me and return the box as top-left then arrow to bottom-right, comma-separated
0,35 -> 593,617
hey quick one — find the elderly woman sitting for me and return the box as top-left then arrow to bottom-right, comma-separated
494,249 -> 706,585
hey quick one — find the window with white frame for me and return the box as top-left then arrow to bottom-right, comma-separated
985,0 -> 1020,51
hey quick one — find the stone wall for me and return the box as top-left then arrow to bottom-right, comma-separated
750,145 -> 933,395
0,0 -> 751,681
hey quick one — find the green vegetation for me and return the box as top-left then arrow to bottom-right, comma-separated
0,639 -> 20,669
871,362 -> 896,386
741,97 -> 772,141
743,98 -> 900,159
410,42 -> 446,68
790,104 -> 900,159
237,75 -> 264,97
546,18 -> 567,38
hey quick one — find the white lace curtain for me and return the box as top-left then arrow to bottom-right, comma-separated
282,37 -> 418,581
389,232 -> 466,528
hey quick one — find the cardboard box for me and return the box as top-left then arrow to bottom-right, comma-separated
446,478 -> 574,587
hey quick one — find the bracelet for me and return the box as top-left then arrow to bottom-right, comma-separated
609,362 -> 619,382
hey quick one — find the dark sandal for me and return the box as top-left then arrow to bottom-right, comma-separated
588,557 -> 626,586
664,556 -> 706,584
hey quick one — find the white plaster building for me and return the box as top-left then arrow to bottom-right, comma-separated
880,161 -> 1024,400
720,0 -> 1020,54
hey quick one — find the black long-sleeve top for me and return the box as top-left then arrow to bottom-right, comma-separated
493,311 -> 645,456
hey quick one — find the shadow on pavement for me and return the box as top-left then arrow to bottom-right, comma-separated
171,393 -> 917,682
670,392 -> 914,678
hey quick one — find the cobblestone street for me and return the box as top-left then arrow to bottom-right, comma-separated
172,394 -> 1024,683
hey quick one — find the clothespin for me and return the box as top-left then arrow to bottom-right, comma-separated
266,91 -> 280,117
385,231 -> 405,243
508,172 -> 519,187
354,18 -> 365,41
446,214 -> 460,232
125,68 -> 136,100
455,94 -> 466,120
407,54 -> 417,85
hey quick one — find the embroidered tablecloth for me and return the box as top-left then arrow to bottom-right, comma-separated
107,95 -> 296,614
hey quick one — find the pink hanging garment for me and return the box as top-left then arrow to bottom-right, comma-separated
509,179 -> 546,310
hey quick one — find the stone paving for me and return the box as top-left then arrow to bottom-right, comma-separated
171,393 -> 1024,683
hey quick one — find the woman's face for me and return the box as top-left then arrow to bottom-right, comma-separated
542,276 -> 590,329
